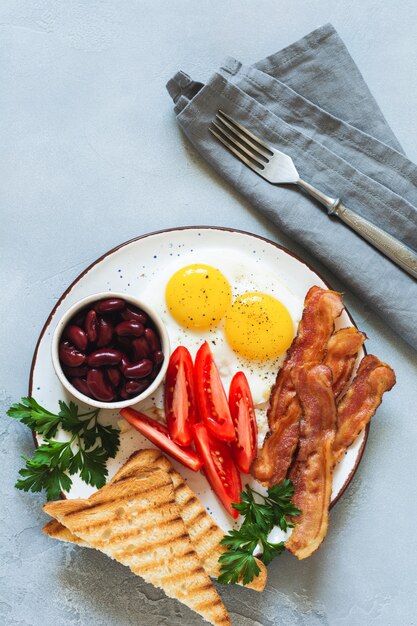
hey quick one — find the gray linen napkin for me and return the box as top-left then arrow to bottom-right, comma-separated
166,23 -> 417,350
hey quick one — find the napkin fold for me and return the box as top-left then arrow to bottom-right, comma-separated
167,24 -> 417,350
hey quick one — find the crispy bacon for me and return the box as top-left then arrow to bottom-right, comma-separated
251,286 -> 343,485
285,364 -> 336,560
334,355 -> 396,464
324,327 -> 366,400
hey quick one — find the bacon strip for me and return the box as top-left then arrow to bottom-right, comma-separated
324,327 -> 366,400
285,364 -> 336,560
334,355 -> 396,464
251,286 -> 343,485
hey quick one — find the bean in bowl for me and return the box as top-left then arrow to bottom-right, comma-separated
58,298 -> 164,403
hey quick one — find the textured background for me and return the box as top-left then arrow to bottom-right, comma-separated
1,2 -> 416,625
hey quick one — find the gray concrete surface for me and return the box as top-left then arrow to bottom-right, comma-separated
1,2 -> 416,625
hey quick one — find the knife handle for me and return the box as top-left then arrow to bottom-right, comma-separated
297,178 -> 417,280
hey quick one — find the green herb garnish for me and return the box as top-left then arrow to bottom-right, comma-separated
7,397 -> 120,500
218,481 -> 301,585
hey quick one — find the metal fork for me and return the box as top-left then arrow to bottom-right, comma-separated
210,110 -> 417,280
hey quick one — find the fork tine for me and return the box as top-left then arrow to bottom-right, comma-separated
215,113 -> 271,159
218,110 -> 274,155
209,127 -> 263,174
211,121 -> 265,168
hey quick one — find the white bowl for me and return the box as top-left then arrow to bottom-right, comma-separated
51,292 -> 170,409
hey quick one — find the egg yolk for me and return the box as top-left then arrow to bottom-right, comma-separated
225,292 -> 294,360
166,264 -> 232,330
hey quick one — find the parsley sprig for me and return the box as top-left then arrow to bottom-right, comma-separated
7,397 -> 120,500
218,480 -> 301,585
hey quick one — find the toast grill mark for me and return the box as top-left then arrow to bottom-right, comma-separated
71,502 -> 180,538
63,485 -> 172,520
159,566 -> 207,584
177,493 -> 198,506
187,510 -> 207,525
100,530 -> 190,555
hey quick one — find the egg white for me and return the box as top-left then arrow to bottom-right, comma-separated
140,247 -> 304,443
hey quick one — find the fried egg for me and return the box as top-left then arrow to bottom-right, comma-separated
225,292 -> 294,360
141,249 -> 303,444
166,264 -> 232,330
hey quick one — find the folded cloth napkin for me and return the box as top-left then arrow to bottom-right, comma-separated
166,23 -> 417,350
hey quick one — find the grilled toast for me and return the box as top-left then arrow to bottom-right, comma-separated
43,449 -> 267,592
44,469 -> 230,626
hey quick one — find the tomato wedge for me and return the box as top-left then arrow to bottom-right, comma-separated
120,407 -> 203,472
229,371 -> 258,474
193,422 -> 241,518
164,346 -> 197,447
194,342 -> 235,441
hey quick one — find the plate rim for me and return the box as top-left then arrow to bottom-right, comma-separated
28,225 -> 369,509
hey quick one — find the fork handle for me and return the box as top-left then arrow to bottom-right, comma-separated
297,179 -> 417,279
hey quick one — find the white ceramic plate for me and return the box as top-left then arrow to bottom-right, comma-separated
30,227 -> 367,538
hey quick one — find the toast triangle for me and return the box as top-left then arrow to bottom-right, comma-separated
43,449 -> 267,592
44,470 -> 230,626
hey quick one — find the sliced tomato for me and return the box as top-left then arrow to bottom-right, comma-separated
164,346 -> 197,447
194,342 -> 235,441
193,422 -> 241,518
229,371 -> 258,474
120,407 -> 203,472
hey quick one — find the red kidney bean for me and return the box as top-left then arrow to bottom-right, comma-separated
125,379 -> 151,395
116,336 -> 134,356
72,311 -> 86,327
87,348 -> 123,367
121,306 -> 148,325
96,317 -> 113,347
153,350 -> 164,365
62,365 -> 88,378
132,337 -> 151,360
149,363 -> 161,381
95,298 -> 125,314
119,386 -> 130,400
115,320 -> 144,337
59,341 -> 86,367
106,366 -> 122,387
123,358 -> 153,379
85,309 -> 98,342
87,369 -> 115,402
70,377 -> 93,398
120,354 -> 131,370
65,324 -> 88,351
144,327 -> 161,352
